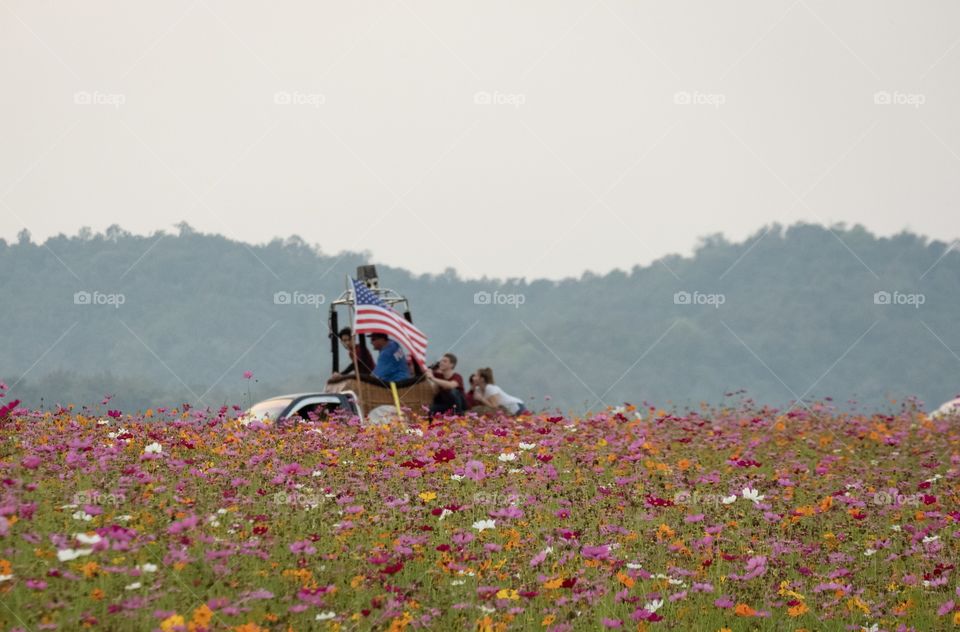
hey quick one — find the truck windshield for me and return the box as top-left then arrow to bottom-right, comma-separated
244,397 -> 293,422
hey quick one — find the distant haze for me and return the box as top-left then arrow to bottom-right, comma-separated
3,0 -> 959,280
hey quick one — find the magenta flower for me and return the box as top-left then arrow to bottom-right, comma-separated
464,460 -> 486,482
290,540 -> 316,555
581,544 -> 611,560
167,514 -> 199,535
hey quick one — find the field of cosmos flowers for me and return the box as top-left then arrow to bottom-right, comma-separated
0,381 -> 958,631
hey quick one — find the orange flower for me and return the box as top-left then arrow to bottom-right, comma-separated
734,603 -> 756,617
190,604 -> 214,629
787,602 -> 809,617
616,571 -> 635,588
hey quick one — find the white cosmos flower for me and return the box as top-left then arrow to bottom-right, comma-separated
518,443 -> 536,451
498,452 -> 517,462
626,562 -> 643,569
721,495 -> 737,505
644,599 -> 664,613
863,548 -> 876,556
315,612 -> 336,621
922,535 -> 939,543
57,548 -> 93,562
450,474 -> 464,482
438,508 -> 453,521
741,487 -> 765,504
125,582 -> 142,590
143,442 -> 162,454
451,579 -> 466,586
72,511 -> 93,522
472,519 -> 496,531
139,563 -> 158,573
0,575 -> 12,582
75,533 -> 102,545
890,525 -> 901,532
477,605 -> 496,614
116,515 -> 133,522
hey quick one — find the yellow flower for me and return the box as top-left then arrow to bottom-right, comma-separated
418,491 -> 437,502
541,614 -> 556,626
495,588 -> 519,600
161,615 -> 185,632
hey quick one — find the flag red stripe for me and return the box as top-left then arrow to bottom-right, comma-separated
355,311 -> 427,365
354,307 -> 428,346
355,305 -> 427,340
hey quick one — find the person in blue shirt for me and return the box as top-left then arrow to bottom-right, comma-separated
369,333 -> 411,382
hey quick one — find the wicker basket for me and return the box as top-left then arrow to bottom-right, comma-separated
354,377 -> 434,416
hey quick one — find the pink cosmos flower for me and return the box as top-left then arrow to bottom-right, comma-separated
464,460 -> 486,482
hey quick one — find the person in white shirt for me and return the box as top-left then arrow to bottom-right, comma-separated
472,367 -> 526,415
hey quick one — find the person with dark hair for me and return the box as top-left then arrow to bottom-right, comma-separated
369,333 -> 410,382
426,352 -> 466,415
472,367 -> 526,415
329,327 -> 374,381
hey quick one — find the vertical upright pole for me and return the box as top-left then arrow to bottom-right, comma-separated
347,276 -> 363,411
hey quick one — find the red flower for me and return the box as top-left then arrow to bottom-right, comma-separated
400,459 -> 428,469
433,449 -> 456,463
381,562 -> 404,575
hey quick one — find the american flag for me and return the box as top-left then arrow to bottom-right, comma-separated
351,277 -> 428,369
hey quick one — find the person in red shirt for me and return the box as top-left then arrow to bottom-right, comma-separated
425,352 -> 466,415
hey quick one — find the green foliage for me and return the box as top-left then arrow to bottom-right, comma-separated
1,223 -> 958,412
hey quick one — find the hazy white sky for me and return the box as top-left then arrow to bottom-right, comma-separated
2,0 -> 959,280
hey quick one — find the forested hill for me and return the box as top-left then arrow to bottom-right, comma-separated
1,222 -> 958,414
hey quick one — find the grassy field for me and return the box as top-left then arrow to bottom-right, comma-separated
0,393 -> 957,631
